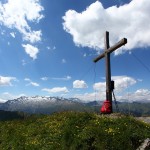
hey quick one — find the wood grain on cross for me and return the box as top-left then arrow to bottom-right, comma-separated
93,31 -> 127,113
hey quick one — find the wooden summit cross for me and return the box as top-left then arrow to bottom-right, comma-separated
93,31 -> 127,113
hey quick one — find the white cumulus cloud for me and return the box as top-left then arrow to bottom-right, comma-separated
93,76 -> 136,92
0,0 -> 44,43
30,82 -> 39,87
41,77 -> 48,81
63,0 -> 150,55
75,76 -> 136,102
74,92 -> 105,102
75,88 -> 150,102
130,89 -> 150,101
42,87 -> 69,93
112,76 -> 136,92
24,78 -> 39,87
74,76 -> 149,102
132,89 -> 150,101
93,82 -> 106,92
0,76 -> 16,86
22,44 -> 39,60
52,76 -> 71,81
117,89 -> 150,102
73,80 -> 88,89
0,92 -> 26,101
10,32 -> 15,38
24,78 -> 31,82
23,30 -> 42,43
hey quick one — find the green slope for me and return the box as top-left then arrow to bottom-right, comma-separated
0,110 -> 27,121
0,112 -> 150,150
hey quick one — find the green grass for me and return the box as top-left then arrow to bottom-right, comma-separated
0,112 -> 150,150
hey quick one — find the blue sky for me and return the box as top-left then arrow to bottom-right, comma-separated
0,0 -> 150,102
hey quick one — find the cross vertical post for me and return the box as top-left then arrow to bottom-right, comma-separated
105,32 -> 112,113
93,31 -> 127,114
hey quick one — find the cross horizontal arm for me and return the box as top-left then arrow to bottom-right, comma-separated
93,38 -> 127,63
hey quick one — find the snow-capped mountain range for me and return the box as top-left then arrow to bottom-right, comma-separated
0,96 -> 91,114
0,96 -> 150,115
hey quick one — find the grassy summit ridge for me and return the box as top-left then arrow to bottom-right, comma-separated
0,111 -> 150,150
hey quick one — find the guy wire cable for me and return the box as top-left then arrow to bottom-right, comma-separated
131,52 -> 150,74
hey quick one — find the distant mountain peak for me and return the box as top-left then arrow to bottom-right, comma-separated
0,96 -> 87,114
